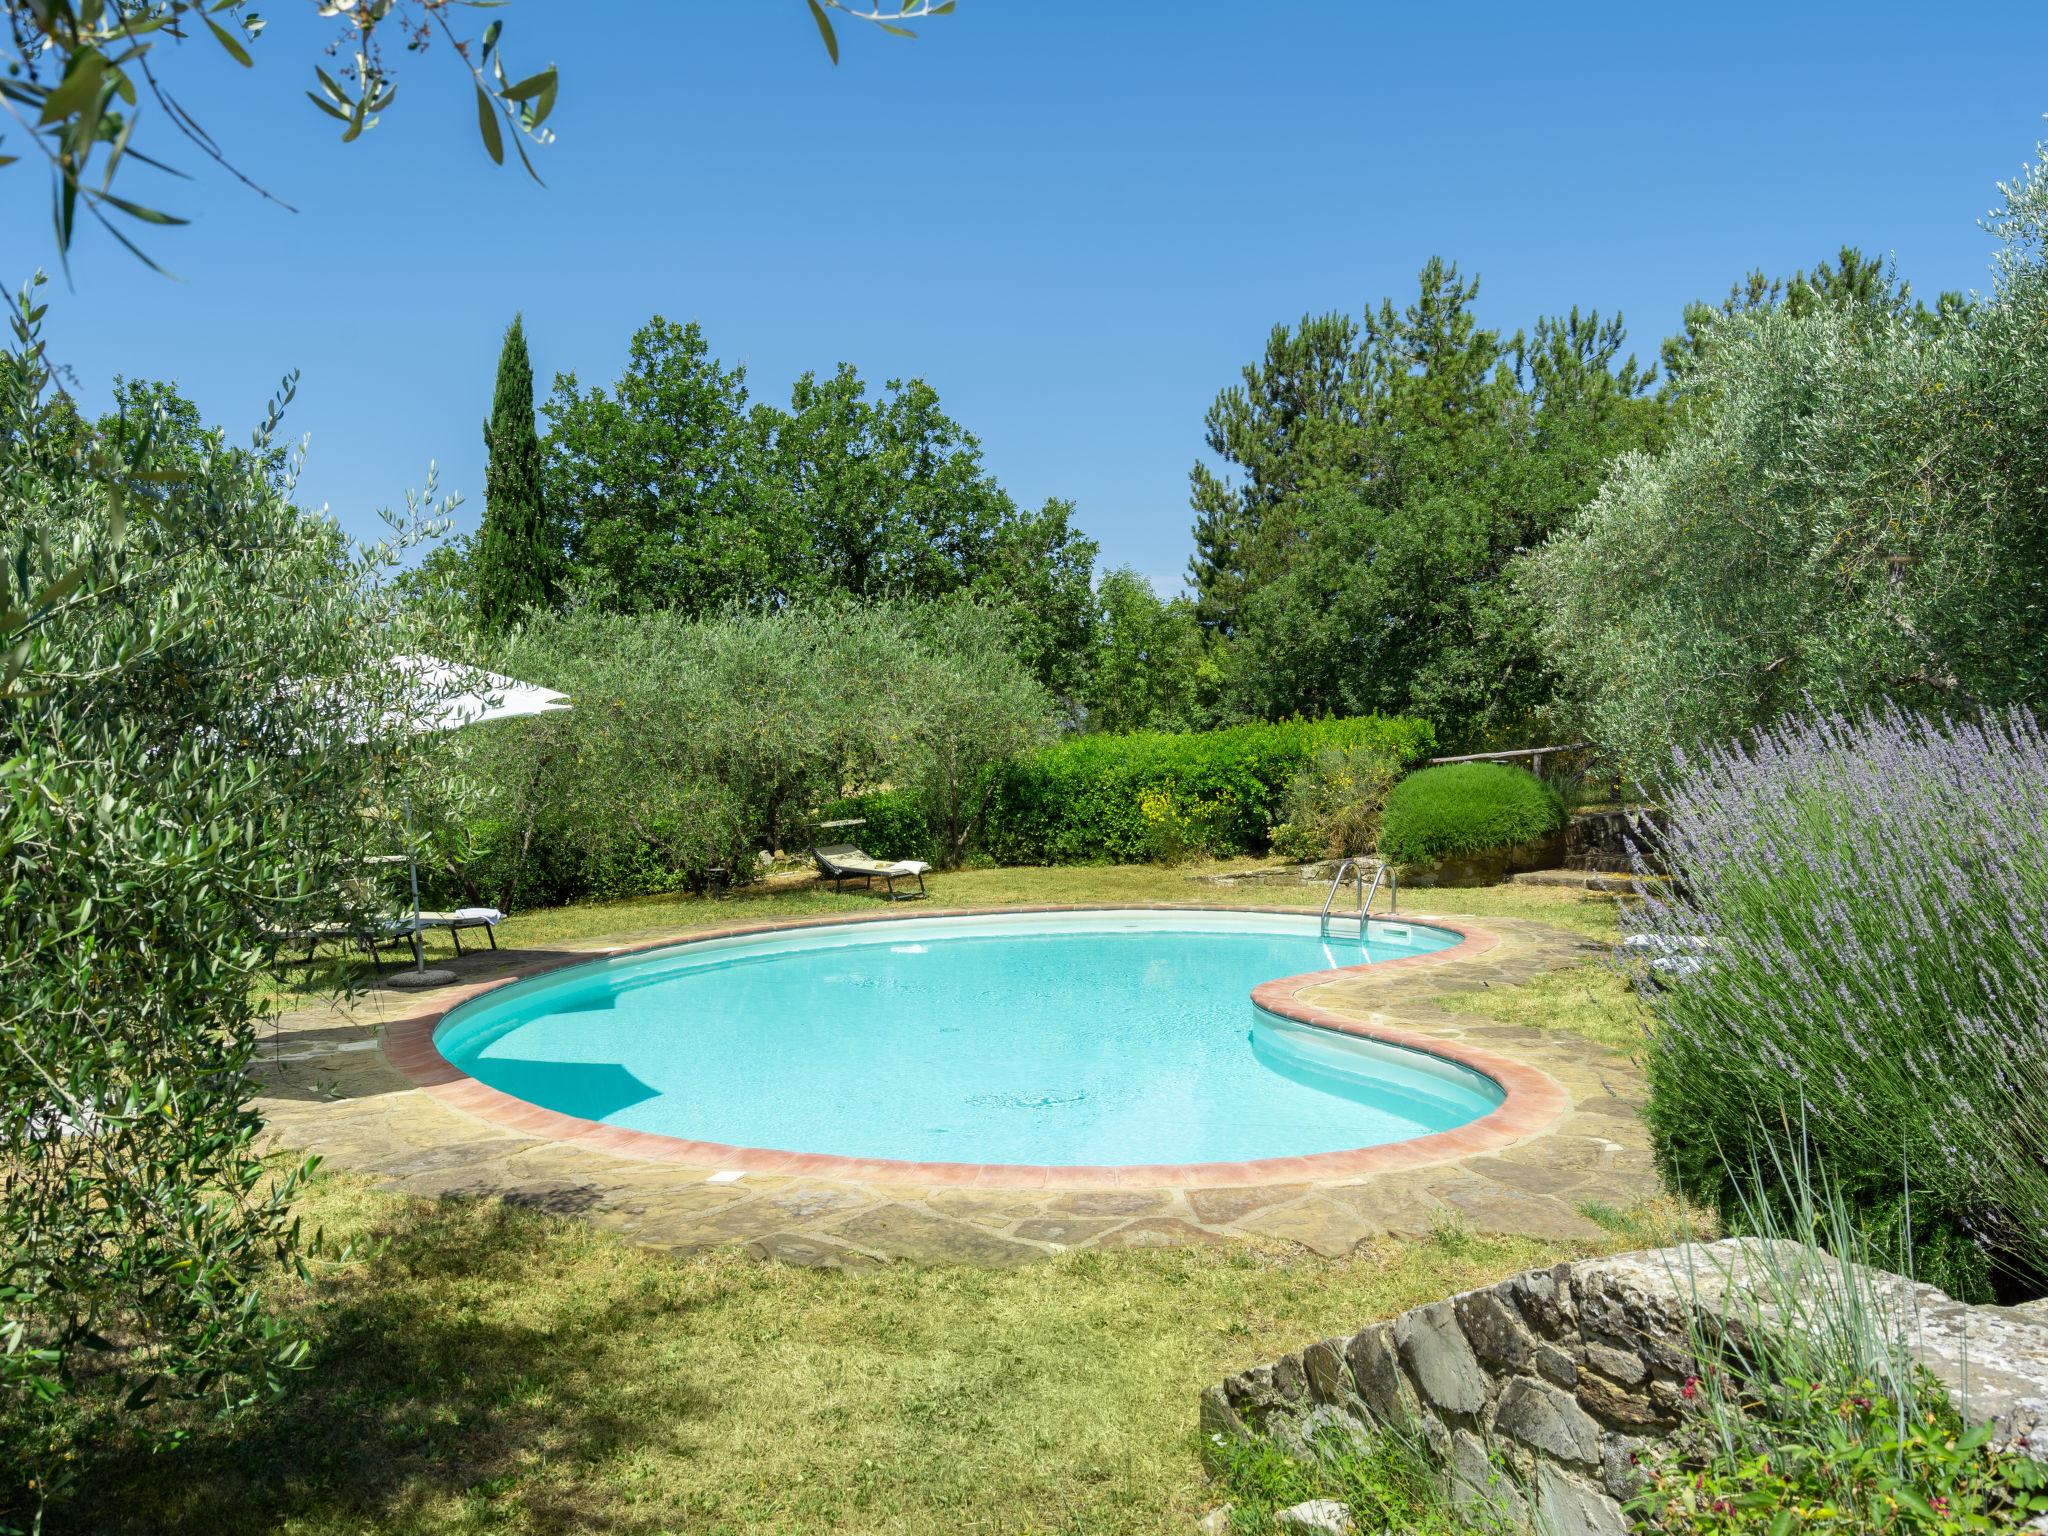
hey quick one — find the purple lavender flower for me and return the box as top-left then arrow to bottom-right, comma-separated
1630,702 -> 2048,1297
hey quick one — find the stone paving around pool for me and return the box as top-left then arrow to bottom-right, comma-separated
255,907 -> 1661,1267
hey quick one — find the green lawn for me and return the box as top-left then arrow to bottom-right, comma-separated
1434,962 -> 1648,1052
501,858 -> 1630,943
152,864 -> 1644,1536
282,858 -> 1623,1001
85,1179 -> 1652,1536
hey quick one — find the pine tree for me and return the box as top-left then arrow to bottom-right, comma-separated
474,314 -> 555,631
1192,259 -> 1670,745
1184,311 -> 1361,637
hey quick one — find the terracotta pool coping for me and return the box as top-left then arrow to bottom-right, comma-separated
376,904 -> 1572,1191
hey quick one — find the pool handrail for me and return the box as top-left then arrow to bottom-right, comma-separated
1319,856 -> 1396,937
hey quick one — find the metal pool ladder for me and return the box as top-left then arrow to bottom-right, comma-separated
1319,857 -> 1396,938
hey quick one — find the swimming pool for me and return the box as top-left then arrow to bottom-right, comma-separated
431,909 -> 1503,1169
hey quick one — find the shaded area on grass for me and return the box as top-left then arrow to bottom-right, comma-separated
71,1174 -> 1619,1536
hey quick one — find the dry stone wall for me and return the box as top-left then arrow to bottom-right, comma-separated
1202,1239 -> 2048,1536
1563,808 -> 1664,874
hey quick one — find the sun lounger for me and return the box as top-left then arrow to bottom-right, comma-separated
262,918 -> 420,976
410,907 -> 505,955
265,906 -> 505,974
812,845 -> 930,901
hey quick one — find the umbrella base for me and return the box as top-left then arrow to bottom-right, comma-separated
386,967 -> 460,989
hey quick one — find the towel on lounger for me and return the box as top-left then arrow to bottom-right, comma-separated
411,907 -> 505,927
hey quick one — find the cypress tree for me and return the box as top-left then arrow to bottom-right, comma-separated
474,314 -> 555,631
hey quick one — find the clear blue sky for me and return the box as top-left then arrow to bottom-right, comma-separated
8,2 -> 2048,595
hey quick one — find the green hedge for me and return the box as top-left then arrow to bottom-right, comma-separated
1377,762 -> 1565,865
820,791 -> 934,863
979,715 -> 1435,865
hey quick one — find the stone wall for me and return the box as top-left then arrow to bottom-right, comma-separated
1563,808 -> 1664,874
1400,834 -> 1567,889
1202,1240 -> 2048,1536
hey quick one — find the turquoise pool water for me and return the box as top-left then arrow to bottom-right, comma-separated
433,910 -> 1499,1167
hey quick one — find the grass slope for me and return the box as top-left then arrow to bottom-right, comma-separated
83,1180 -> 1613,1536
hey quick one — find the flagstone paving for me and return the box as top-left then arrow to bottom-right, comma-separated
255,906 -> 1660,1266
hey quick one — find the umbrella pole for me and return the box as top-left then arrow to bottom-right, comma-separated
384,778 -> 451,989
405,786 -> 424,973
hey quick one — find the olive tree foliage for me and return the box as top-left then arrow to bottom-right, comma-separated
1,0 -> 947,268
897,600 -> 1057,867
463,604 -> 912,906
1524,152 -> 2048,782
0,278 -> 467,1529
443,597 -> 1052,906
1656,243 -> 1970,397
0,0 -> 558,269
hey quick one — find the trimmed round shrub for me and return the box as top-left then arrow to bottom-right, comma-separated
1376,762 -> 1565,864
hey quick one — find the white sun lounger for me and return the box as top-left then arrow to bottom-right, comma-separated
812,846 -> 929,901
409,907 -> 505,955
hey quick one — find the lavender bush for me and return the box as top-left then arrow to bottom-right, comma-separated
1632,704 -> 2048,1301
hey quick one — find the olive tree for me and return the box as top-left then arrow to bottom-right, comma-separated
899,599 -> 1056,867
438,597 -> 1052,903
1524,146 -> 2048,781
0,278 -> 462,1528
463,602 -> 916,905
1,0 -> 952,268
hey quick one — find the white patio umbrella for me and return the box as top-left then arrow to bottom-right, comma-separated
376,655 -> 571,984
385,654 -> 573,737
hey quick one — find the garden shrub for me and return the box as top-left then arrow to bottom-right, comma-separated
1630,703 -> 2048,1299
979,714 -> 1434,865
1134,781 -> 1244,865
1376,761 -> 1565,865
1268,744 -> 1403,862
1631,1165 -> 2048,1533
1266,817 -> 1328,866
1634,1371 -> 2048,1533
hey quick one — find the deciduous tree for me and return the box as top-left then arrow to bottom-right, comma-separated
1193,260 -> 1666,748
542,323 -> 1099,690
1082,567 -> 1214,734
